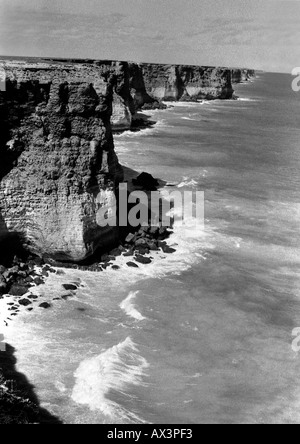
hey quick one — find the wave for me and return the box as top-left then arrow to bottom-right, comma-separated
162,101 -> 209,107
114,127 -> 157,139
114,119 -> 169,139
181,116 -> 198,121
120,291 -> 146,321
237,98 -> 256,102
177,178 -> 199,188
71,337 -> 149,423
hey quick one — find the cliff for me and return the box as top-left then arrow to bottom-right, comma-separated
231,68 -> 256,84
0,59 -> 123,262
0,57 -> 252,262
129,64 -> 234,106
39,60 -> 236,131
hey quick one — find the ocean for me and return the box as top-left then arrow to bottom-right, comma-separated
4,72 -> 300,424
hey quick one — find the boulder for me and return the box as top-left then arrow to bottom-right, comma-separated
8,285 -> 29,296
135,246 -> 150,255
109,248 -> 122,257
62,284 -> 78,291
147,242 -> 159,251
61,294 -> 73,300
18,298 -> 32,307
33,277 -> 44,286
135,238 -> 148,247
127,262 -> 139,268
132,172 -> 159,190
56,270 -> 66,275
135,255 -> 152,265
39,302 -> 51,309
125,233 -> 136,244
149,226 -> 160,237
161,245 -> 176,254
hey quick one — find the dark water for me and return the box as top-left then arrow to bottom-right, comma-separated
7,73 -> 300,424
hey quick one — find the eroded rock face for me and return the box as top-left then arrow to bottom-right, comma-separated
129,63 -> 234,105
177,66 -> 234,100
94,60 -> 135,131
40,60 -> 243,126
111,92 -> 132,131
0,60 -> 123,262
231,68 -> 256,84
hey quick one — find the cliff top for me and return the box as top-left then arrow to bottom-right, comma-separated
0,55 -> 255,73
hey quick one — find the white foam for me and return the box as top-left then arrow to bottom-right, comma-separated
0,296 -> 14,329
114,118 -> 169,140
177,178 -> 199,188
181,116 -> 197,121
71,337 -> 149,423
162,101 -> 208,107
114,128 -> 156,138
55,381 -> 67,393
0,291 -> 32,333
120,291 -> 146,321
237,98 -> 256,102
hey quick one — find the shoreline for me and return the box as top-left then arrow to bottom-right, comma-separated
0,225 -> 176,329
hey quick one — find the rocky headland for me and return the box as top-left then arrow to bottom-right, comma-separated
0,57 -> 254,264
231,68 -> 256,84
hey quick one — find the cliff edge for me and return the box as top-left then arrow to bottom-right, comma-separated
129,64 -> 234,107
43,59 -> 237,131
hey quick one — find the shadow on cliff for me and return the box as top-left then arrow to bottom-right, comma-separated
115,165 -> 172,249
0,344 -> 63,424
77,165 -> 171,266
117,164 -> 174,243
0,213 -> 30,266
127,112 -> 157,133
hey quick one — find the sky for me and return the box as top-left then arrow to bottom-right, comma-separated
0,0 -> 299,72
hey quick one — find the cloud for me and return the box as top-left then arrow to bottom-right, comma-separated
0,0 -> 299,72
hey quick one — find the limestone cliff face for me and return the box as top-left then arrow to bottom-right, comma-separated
231,68 -> 256,84
0,60 -> 123,262
177,66 -> 234,100
128,63 -> 234,107
93,61 -> 135,132
77,61 -> 235,130
40,61 -> 236,130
